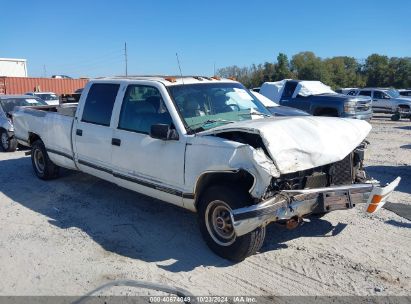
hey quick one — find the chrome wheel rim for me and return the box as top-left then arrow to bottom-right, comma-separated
33,149 -> 45,174
1,132 -> 9,150
205,200 -> 236,246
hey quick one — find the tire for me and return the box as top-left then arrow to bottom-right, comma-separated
31,140 -> 60,180
391,113 -> 400,121
198,185 -> 266,262
0,129 -> 17,152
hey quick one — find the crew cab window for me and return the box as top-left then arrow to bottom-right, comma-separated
118,85 -> 172,134
81,83 -> 120,126
373,91 -> 384,99
347,90 -> 357,96
282,81 -> 298,99
358,90 -> 371,97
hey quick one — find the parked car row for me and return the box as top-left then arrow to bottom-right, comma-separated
8,75 -> 400,261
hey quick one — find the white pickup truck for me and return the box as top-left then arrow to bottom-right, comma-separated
13,76 -> 400,261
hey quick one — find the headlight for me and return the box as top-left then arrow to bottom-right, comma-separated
344,100 -> 357,114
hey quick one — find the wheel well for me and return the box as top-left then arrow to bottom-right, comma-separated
314,107 -> 339,117
193,170 -> 255,208
28,132 -> 41,145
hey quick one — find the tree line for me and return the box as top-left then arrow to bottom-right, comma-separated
217,52 -> 411,90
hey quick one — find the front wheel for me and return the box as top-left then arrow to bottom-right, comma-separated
31,140 -> 60,180
0,129 -> 17,152
198,185 -> 266,262
391,113 -> 401,121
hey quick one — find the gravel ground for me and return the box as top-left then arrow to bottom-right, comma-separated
0,114 -> 410,297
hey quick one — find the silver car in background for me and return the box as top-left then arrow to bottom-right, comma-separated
0,95 -> 47,152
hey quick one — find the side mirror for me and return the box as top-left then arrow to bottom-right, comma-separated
150,124 -> 179,141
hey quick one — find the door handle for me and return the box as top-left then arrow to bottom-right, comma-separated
76,129 -> 83,136
111,138 -> 121,146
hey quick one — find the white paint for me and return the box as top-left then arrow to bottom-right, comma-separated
0,58 -> 28,77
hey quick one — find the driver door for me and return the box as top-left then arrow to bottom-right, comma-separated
110,83 -> 186,206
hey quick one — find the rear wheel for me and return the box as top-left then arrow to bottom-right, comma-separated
0,129 -> 17,152
198,185 -> 266,262
31,140 -> 60,180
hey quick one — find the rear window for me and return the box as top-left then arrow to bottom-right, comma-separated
0,98 -> 46,113
81,83 -> 120,126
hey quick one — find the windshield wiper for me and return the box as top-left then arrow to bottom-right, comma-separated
240,109 -> 271,118
188,119 -> 234,133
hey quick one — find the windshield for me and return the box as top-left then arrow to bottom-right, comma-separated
0,97 -> 47,113
386,89 -> 400,98
35,93 -> 59,101
168,83 -> 271,133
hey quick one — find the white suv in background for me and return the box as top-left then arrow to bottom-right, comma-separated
25,92 -> 59,106
353,88 -> 411,115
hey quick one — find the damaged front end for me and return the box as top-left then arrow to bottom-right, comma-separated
231,143 -> 401,237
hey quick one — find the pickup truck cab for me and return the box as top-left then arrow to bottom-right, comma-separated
260,80 -> 373,120
13,76 -> 400,261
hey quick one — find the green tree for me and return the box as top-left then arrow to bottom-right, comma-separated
363,54 -> 390,87
324,56 -> 364,88
388,57 -> 411,88
273,53 -> 293,81
291,51 -> 324,80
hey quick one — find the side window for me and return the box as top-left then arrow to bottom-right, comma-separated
358,90 -> 371,97
373,91 -> 384,99
81,83 -> 120,126
282,81 -> 298,99
118,85 -> 172,134
347,90 -> 357,96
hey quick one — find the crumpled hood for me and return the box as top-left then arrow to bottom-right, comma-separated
199,116 -> 372,174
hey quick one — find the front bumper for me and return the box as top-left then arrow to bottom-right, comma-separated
231,177 -> 401,237
341,111 -> 373,120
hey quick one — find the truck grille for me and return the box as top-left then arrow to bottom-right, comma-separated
329,153 -> 354,185
272,153 -> 354,191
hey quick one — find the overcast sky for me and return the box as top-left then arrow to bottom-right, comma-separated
1,0 -> 410,78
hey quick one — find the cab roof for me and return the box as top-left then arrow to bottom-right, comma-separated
0,94 -> 39,99
93,75 -> 238,86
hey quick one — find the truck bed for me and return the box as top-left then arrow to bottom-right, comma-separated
13,104 -> 78,170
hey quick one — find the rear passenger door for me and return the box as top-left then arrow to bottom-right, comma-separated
372,90 -> 387,111
111,83 -> 186,206
73,82 -> 121,179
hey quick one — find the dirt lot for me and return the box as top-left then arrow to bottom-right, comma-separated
0,115 -> 410,297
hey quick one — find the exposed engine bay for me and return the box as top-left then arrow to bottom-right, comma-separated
214,131 -> 369,200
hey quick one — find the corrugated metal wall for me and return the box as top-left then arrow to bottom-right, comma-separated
0,77 -> 89,95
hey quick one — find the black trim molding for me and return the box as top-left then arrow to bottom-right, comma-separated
47,149 -> 74,160
77,159 -> 195,199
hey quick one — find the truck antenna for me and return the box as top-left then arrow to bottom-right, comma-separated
176,53 -> 184,85
124,42 -> 128,77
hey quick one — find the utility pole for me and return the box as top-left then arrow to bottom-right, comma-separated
124,42 -> 128,77
43,64 -> 47,78
214,61 -> 216,76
